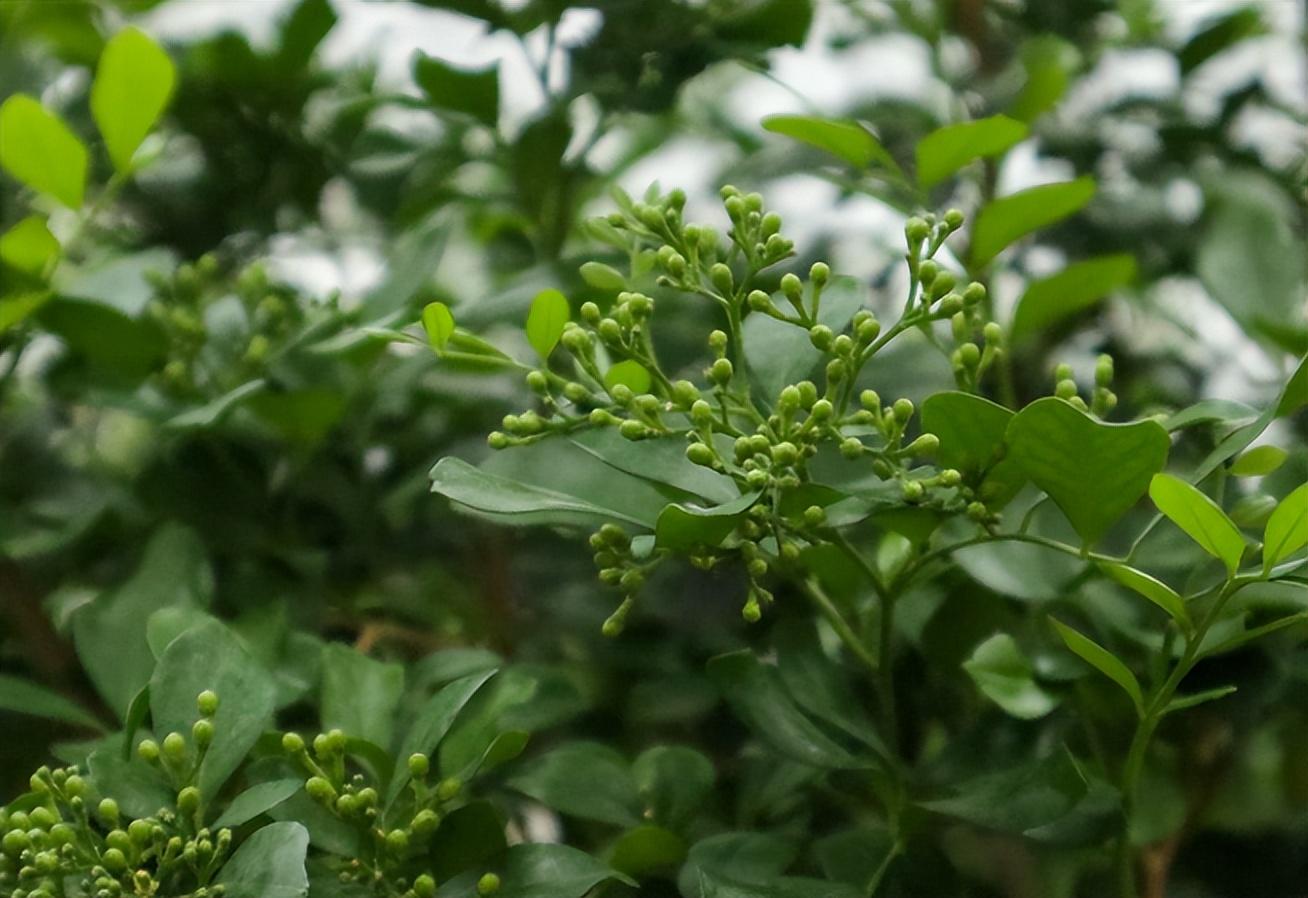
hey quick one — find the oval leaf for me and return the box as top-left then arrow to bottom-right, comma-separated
1149,473 -> 1245,575
962,634 -> 1059,719
1010,254 -> 1137,342
422,301 -> 455,350
1264,482 -> 1308,572
915,115 -> 1027,189
1229,445 -> 1287,477
526,288 -> 570,359
762,114 -> 899,173
604,359 -> 651,394
1100,562 -> 1191,630
91,27 -> 177,174
0,95 -> 88,208
1050,619 -> 1143,715
970,177 -> 1096,267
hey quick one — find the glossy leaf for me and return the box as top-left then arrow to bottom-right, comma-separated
969,177 -> 1096,266
1006,398 -> 1170,545
962,633 -> 1059,719
525,288 -> 569,359
1229,445 -> 1287,477
1264,483 -> 1308,572
655,491 -> 759,552
1010,254 -> 1136,342
0,95 -> 87,208
320,644 -> 404,748
508,741 -> 641,826
707,651 -> 872,770
213,779 -> 304,830
422,301 -> 455,350
216,821 -> 310,898
915,115 -> 1027,189
1050,619 -> 1143,715
386,669 -> 497,805
151,619 -> 277,799
413,53 -> 499,126
1101,563 -> 1191,630
921,391 -> 1023,505
91,27 -> 176,173
1149,473 -> 1245,575
0,216 -> 60,278
571,429 -> 737,503
0,674 -> 104,731
762,115 -> 899,173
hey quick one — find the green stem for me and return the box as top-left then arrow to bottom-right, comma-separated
800,578 -> 880,675
865,839 -> 904,897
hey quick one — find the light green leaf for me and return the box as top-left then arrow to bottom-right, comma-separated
579,261 -> 625,290
1162,685 -> 1237,717
1100,563 -> 1191,630
213,779 -> 305,830
969,177 -> 1096,267
0,95 -> 88,208
386,669 -> 498,805
604,359 -> 651,394
707,651 -> 873,770
1149,473 -> 1245,575
1050,619 -> 1143,715
1011,36 -> 1076,122
525,288 -> 569,359
91,27 -> 176,173
655,491 -> 759,552
915,115 -> 1027,189
1229,445 -> 1287,477
508,742 -> 641,826
413,53 -> 499,126
216,822 -> 309,898
422,301 -> 455,350
1,216 -> 60,278
1006,397 -> 1170,545
0,292 -> 50,334
151,619 -> 277,799
1264,483 -> 1308,572
1010,254 -> 1137,342
962,633 -> 1059,719
320,644 -> 404,749
762,115 -> 900,173
0,674 -> 104,731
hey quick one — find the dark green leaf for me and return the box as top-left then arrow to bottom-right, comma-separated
921,749 -> 1089,833
632,746 -> 715,831
1162,685 -> 1237,716
1050,619 -> 1143,714
717,0 -> 812,47
656,491 -> 759,552
0,674 -> 104,731
414,53 -> 499,126
213,779 -> 304,829
435,843 -> 633,897
216,821 -> 310,898
962,633 -> 1059,719
386,670 -> 497,805
1180,6 -> 1263,73
508,741 -> 641,826
608,825 -> 685,877
320,644 -> 404,748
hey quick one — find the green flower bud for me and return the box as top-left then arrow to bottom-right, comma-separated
105,830 -> 131,854
580,301 -> 601,324
138,740 -> 160,764
771,442 -> 799,466
860,390 -> 880,412
741,596 -> 762,623
437,778 -> 462,802
778,385 -> 801,411
414,874 -> 437,898
28,808 -> 54,831
101,848 -> 127,873
610,384 -> 634,404
686,442 -> 715,467
943,208 -> 965,230
620,569 -> 645,592
1055,379 -> 1078,400
746,469 -> 769,489
162,732 -> 187,764
810,398 -> 833,421
196,690 -> 219,718
963,282 -> 987,305
708,330 -> 728,353
840,437 -> 864,459
929,271 -> 956,299
892,398 -> 915,422
796,380 -> 818,408
128,820 -> 152,846
967,501 -> 989,521
902,480 -> 925,502
746,558 -> 768,578
525,370 -> 549,393
935,295 -> 963,317
192,719 -> 214,751
1095,354 -> 1114,387
709,263 -> 734,294
710,358 -> 733,385
598,318 -> 623,345
487,432 -> 510,450
939,468 -> 962,487
672,380 -> 700,407
810,261 -> 830,286
825,358 -> 846,383
386,829 -> 410,854
619,419 -> 647,441
690,399 -> 714,425
906,433 -> 939,456
3,829 -> 30,856
983,322 -> 1003,345
857,317 -> 881,343
808,325 -> 833,351
411,809 -> 441,837
97,799 -> 119,825
905,217 -> 930,243
803,505 -> 826,527
177,787 -> 201,816
833,334 -> 854,355
959,342 -> 980,367
357,787 -> 378,808
724,195 -> 745,219
563,382 -> 590,403
1054,362 -> 1073,381
64,775 -> 85,798
408,754 -> 430,779
306,777 -> 335,804
747,289 -> 774,313
917,260 -> 939,286
478,872 -> 502,896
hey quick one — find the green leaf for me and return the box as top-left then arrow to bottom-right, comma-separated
677,832 -> 797,898
320,644 -> 404,749
920,749 -> 1090,834
37,297 -> 168,382
216,821 -> 310,898
427,801 -> 506,882
743,276 -> 866,400
121,686 -> 151,761
413,53 -> 499,126
969,177 -> 1096,267
570,429 -> 738,503
74,525 -> 211,718
1230,445 -> 1287,477
90,27 -> 176,173
508,741 -> 641,826
717,0 -> 813,47
0,674 -> 104,731
631,746 -> 715,831
1162,685 -> 1237,717
213,779 -> 305,830
525,288 -> 569,359
579,261 -> 625,290
774,622 -> 885,751
962,634 -> 1059,719
1264,483 -> 1308,571
1010,254 -> 1137,342
1,216 -> 60,279
707,651 -> 873,770
1010,36 -> 1076,121
278,0 -> 337,70
386,669 -> 497,805
1100,563 -> 1191,630
151,619 -> 277,799
0,292 -> 50,334
915,115 -> 1027,189
434,844 -> 634,897
87,734 -> 173,819
0,95 -> 88,208
422,301 -> 455,350
920,390 -> 1024,506
1050,619 -> 1143,715
604,359 -> 651,394
655,491 -> 759,552
608,825 -> 686,878
762,115 -> 899,173
1006,398 -> 1170,545
1149,473 -> 1246,575
1180,6 -> 1263,73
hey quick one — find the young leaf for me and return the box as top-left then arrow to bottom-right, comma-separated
0,216 -> 60,278
0,95 -> 88,208
915,115 -> 1027,189
91,27 -> 176,174
604,359 -> 651,394
1263,482 -> 1308,572
422,301 -> 455,350
386,669 -> 498,805
1229,445 -> 1287,477
962,634 -> 1059,719
1149,473 -> 1246,575
1006,398 -> 1170,545
212,779 -> 305,830
319,644 -> 404,749
969,177 -> 1096,267
655,491 -> 760,552
1050,619 -> 1143,715
508,742 -> 641,826
413,53 -> 499,126
1100,563 -> 1191,631
215,821 -> 310,898
1162,685 -> 1237,717
1010,254 -> 1136,342
0,674 -> 104,731
525,288 -> 569,359
579,261 -> 625,290
762,114 -> 899,173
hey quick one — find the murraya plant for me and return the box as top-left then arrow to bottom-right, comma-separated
428,184 -> 1308,897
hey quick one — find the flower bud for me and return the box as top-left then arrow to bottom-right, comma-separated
138,740 -> 160,764
1095,354 -> 1114,387
408,754 -> 430,779
709,263 -> 734,295
672,380 -> 700,407
412,809 -> 441,837
810,399 -> 833,421
487,432 -> 510,450
478,873 -> 502,896
101,847 -> 127,873
690,399 -> 714,425
177,787 -> 201,816
306,777 -> 335,804
619,419 -> 647,441
686,442 -> 715,467
857,317 -> 881,343
803,505 -> 826,527
939,468 -> 962,487
436,778 -> 462,802
525,370 -> 549,393
1055,379 -> 1078,400
917,260 -> 939,287
414,874 -> 437,897
385,829 -> 409,854
97,798 -> 120,827
959,342 -> 980,367
840,437 -> 863,459
771,442 -> 799,466
162,732 -> 187,764
905,217 -> 930,243
196,690 -> 219,718
983,322 -> 1003,345
902,480 -> 925,502
747,289 -> 773,313
810,261 -> 830,286
905,433 -> 939,456
825,358 -> 846,383
193,719 -> 214,751
963,282 -> 987,305
708,330 -> 728,353
710,358 -> 733,385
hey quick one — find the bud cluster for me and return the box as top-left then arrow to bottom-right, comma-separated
1052,356 -> 1118,417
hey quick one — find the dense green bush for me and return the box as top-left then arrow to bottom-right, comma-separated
2,2 -> 1305,897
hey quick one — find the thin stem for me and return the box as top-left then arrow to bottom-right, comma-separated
800,578 -> 880,675
865,839 -> 904,897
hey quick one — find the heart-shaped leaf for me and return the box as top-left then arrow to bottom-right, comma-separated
1006,398 -> 1170,545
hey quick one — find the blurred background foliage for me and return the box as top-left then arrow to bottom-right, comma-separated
1,0 -> 1305,895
